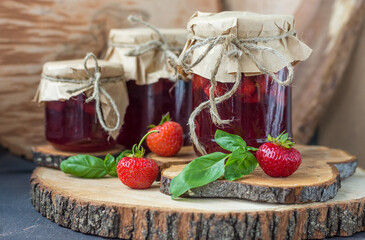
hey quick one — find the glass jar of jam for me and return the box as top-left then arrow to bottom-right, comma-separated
45,94 -> 116,152
106,28 -> 192,149
193,69 -> 291,154
35,57 -> 128,152
177,11 -> 312,155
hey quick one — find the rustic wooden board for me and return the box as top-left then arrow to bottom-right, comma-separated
32,144 -> 124,169
161,145 -> 357,203
222,0 -> 365,144
31,166 -> 365,239
0,0 -> 221,160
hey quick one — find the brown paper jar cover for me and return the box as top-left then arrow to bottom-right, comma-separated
105,28 -> 187,85
180,11 -> 312,82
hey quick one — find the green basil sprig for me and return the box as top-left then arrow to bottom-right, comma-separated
60,149 -> 132,178
169,130 -> 258,199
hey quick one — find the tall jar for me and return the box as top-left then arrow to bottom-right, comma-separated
178,11 -> 312,155
106,28 -> 192,149
34,56 -> 129,152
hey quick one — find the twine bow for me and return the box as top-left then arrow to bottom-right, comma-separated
180,31 -> 296,155
109,15 -> 181,79
42,53 -> 122,133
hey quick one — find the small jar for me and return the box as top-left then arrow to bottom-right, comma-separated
179,11 -> 312,155
106,28 -> 192,148
35,57 -> 129,152
193,69 -> 291,153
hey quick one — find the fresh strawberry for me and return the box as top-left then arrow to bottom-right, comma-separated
117,157 -> 158,189
237,78 -> 256,96
147,113 -> 183,157
203,82 -> 228,98
117,131 -> 159,189
256,132 -> 301,177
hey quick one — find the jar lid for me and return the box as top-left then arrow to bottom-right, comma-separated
106,28 -> 187,85
109,28 -> 187,47
188,11 -> 295,39
179,11 -> 312,82
42,59 -> 124,80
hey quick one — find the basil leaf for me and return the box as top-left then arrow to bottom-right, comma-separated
169,152 -> 228,199
104,154 -> 117,177
60,155 -> 107,178
224,149 -> 258,181
215,130 -> 246,152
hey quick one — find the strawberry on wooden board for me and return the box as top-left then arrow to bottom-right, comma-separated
147,113 -> 183,157
256,132 -> 301,178
117,131 -> 159,189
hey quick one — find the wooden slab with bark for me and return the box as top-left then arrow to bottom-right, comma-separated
161,145 -> 357,204
32,144 -> 124,169
31,166 -> 365,240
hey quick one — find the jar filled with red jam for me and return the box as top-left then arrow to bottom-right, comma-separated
45,94 -> 116,152
193,69 -> 291,154
35,58 -> 128,152
106,28 -> 192,149
178,11 -> 312,155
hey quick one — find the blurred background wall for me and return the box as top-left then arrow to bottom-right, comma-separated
0,0 -> 364,167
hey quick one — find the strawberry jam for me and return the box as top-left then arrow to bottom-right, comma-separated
117,78 -> 192,149
193,68 -> 292,155
45,94 -> 116,152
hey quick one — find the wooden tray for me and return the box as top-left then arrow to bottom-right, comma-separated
161,145 -> 357,204
31,166 -> 365,240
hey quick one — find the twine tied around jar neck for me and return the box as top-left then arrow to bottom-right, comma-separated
179,31 -> 296,155
109,15 -> 182,80
41,53 -> 122,133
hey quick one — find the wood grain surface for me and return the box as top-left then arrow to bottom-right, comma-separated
30,166 -> 365,239
318,23 -> 365,169
161,145 -> 357,203
0,0 -> 221,159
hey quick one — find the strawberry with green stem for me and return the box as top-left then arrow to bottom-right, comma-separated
117,131 -> 159,189
147,112 -> 183,157
256,131 -> 301,177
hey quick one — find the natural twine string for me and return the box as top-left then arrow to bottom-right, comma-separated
42,52 -> 122,133
180,31 -> 296,155
108,15 -> 182,80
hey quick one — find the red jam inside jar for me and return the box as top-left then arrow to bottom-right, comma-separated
193,68 -> 292,155
117,78 -> 192,149
45,93 -> 116,152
